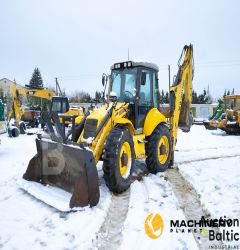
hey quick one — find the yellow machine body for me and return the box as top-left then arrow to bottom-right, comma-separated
216,95 -> 240,134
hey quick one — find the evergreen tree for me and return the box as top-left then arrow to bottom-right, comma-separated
165,91 -> 169,104
198,89 -> 208,104
29,68 -> 43,88
192,90 -> 198,104
94,91 -> 102,103
223,89 -> 227,98
159,90 -> 165,104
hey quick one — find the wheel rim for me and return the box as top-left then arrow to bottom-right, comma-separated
119,141 -> 131,178
157,135 -> 169,164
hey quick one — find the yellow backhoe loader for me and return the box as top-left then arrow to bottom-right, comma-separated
8,82 -> 84,137
22,44 -> 194,210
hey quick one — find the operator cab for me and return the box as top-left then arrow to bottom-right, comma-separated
110,61 -> 160,128
50,96 -> 70,114
224,95 -> 240,112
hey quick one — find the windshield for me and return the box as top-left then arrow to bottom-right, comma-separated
225,98 -> 235,110
111,68 -> 137,102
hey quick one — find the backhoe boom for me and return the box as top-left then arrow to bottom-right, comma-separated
169,45 -> 193,152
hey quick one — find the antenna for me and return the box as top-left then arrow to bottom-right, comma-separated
128,48 -> 130,60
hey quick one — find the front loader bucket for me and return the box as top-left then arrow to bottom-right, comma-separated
203,121 -> 217,130
179,99 -> 193,132
23,138 -> 100,209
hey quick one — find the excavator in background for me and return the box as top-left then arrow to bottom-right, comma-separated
8,82 -> 84,137
22,44 -> 194,210
203,95 -> 240,134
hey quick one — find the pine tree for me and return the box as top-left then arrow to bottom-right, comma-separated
223,89 -> 227,98
94,91 -> 102,103
192,90 -> 198,104
29,68 -> 43,88
165,91 -> 169,104
198,89 -> 208,104
160,90 -> 165,104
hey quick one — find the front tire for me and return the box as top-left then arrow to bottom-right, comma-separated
103,126 -> 135,193
146,124 -> 172,174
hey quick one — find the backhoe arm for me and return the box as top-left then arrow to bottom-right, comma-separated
169,44 -> 194,151
9,81 -> 55,125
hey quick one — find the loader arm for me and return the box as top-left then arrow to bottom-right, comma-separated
9,81 -> 55,125
169,44 -> 194,151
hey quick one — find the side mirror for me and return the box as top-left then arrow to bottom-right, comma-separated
102,74 -> 108,86
141,72 -> 146,85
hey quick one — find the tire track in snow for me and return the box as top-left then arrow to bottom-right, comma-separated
176,144 -> 240,153
166,167 -> 223,250
176,154 -> 240,165
93,162 -> 147,250
93,190 -> 130,250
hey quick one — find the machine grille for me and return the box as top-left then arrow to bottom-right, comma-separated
83,119 -> 98,139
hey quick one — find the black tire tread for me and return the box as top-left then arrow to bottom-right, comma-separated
103,126 -> 134,193
146,124 -> 172,174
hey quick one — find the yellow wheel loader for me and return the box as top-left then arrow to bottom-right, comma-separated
216,95 -> 240,134
22,44 -> 194,210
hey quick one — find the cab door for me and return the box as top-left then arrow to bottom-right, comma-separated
136,69 -> 158,128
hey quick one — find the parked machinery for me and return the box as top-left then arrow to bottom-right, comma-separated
204,95 -> 240,134
8,82 -> 84,137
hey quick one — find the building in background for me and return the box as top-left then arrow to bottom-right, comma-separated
159,103 -> 218,120
0,78 -> 22,97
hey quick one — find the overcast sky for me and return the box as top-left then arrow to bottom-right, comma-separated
1,0 -> 240,99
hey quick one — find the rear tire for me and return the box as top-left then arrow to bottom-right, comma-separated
19,121 -> 26,134
146,124 -> 172,174
103,126 -> 134,193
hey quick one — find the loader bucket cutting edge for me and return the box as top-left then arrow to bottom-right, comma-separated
23,138 -> 100,208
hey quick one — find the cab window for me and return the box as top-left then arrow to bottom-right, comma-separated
111,68 -> 137,102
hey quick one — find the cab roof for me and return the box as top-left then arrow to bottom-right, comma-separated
224,95 -> 240,100
111,60 -> 159,72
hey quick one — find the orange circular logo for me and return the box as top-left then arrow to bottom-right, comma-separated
144,213 -> 164,239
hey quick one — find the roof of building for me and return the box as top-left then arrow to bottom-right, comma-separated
0,78 -> 14,83
0,78 -> 23,88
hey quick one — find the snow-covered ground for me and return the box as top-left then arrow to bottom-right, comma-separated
176,126 -> 240,220
0,126 -> 239,249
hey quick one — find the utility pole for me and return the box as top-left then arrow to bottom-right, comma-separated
168,65 -> 171,105
55,78 -> 63,97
